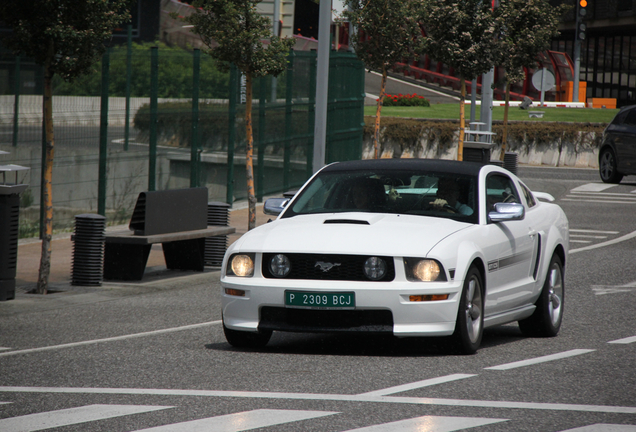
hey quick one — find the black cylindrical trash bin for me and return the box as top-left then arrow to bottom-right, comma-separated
205,202 -> 230,267
71,214 -> 106,286
0,193 -> 20,301
504,152 -> 518,175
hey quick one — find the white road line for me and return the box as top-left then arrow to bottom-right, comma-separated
135,409 -> 338,432
561,424 -> 636,431
484,349 -> 595,371
344,415 -> 507,432
561,199 -> 636,204
570,229 -> 619,234
569,240 -> 592,244
0,404 -> 173,432
0,321 -> 221,358
570,229 -> 636,254
569,235 -> 607,239
359,374 -> 476,396
1,386 -> 635,414
570,192 -> 636,197
571,184 -> 617,192
0,347 -> 11,351
608,336 -> 636,344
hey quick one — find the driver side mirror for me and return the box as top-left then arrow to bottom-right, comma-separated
488,202 -> 525,222
264,198 -> 289,216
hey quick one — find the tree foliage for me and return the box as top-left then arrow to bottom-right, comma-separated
494,0 -> 568,85
421,0 -> 498,82
175,0 -> 294,230
0,0 -> 132,293
342,0 -> 425,158
0,0 -> 132,81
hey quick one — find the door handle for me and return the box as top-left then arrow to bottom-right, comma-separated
528,230 -> 537,237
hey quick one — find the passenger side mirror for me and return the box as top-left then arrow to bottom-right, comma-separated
264,198 -> 290,216
488,202 -> 525,222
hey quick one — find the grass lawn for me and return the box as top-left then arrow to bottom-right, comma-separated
364,104 -> 619,123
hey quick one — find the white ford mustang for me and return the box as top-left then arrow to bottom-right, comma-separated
221,159 -> 569,354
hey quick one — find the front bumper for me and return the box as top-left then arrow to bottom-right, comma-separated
221,275 -> 463,337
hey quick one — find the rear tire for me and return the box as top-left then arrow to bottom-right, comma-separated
451,266 -> 484,355
223,320 -> 272,349
599,148 -> 623,184
519,255 -> 564,337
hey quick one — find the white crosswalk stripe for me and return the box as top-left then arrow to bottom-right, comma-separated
562,182 -> 636,205
343,415 -> 507,432
134,409 -> 337,431
0,404 -> 173,432
560,424 -> 636,431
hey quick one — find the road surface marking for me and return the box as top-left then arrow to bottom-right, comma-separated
344,415 -> 507,432
592,280 -> 636,295
0,404 -> 172,432
1,386 -> 634,414
570,229 -> 619,234
135,409 -> 338,432
570,184 -> 617,192
484,349 -> 595,371
570,235 -> 608,239
0,321 -> 221,358
608,336 -> 636,344
561,425 -> 636,431
359,374 -> 476,396
570,229 -> 636,254
562,199 -> 636,204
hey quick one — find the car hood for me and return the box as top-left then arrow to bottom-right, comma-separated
232,213 -> 471,257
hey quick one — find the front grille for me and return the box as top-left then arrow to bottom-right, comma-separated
259,307 -> 394,333
262,253 -> 395,281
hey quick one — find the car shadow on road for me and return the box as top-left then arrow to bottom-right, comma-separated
206,324 -> 526,356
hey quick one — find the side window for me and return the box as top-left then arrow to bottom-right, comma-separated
520,183 -> 537,208
624,109 -> 636,127
486,174 -> 520,211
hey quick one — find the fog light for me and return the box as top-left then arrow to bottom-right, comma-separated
269,254 -> 291,277
225,288 -> 246,297
409,294 -> 449,302
364,256 -> 387,280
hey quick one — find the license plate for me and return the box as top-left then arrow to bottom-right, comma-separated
285,291 -> 355,309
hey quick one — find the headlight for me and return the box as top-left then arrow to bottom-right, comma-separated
364,256 -> 387,281
404,258 -> 447,282
269,254 -> 291,277
228,254 -> 255,277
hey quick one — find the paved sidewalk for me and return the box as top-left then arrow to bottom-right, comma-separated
12,203 -> 272,296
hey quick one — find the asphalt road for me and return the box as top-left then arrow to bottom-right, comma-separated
1,166 -> 635,432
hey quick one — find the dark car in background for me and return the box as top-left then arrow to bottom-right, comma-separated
599,104 -> 636,183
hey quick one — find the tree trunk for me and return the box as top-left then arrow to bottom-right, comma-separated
36,67 -> 54,295
245,72 -> 256,231
373,67 -> 388,159
500,81 -> 511,161
458,78 -> 465,161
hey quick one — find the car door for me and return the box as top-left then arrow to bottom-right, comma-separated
615,108 -> 636,174
481,173 -> 538,316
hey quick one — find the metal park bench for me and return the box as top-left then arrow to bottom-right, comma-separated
103,188 -> 235,281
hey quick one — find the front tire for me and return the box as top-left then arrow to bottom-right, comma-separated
599,148 -> 623,184
223,321 -> 272,349
519,255 -> 564,337
452,266 -> 484,355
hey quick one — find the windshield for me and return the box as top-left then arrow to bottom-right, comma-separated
282,169 -> 478,224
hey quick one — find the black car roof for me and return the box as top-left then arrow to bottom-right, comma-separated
322,158 -> 484,176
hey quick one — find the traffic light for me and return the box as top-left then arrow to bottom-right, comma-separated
576,0 -> 587,41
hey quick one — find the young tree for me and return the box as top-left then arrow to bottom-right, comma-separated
421,0 -> 499,161
342,0 -> 425,159
494,0 -> 568,158
0,0 -> 132,294
176,0 -> 294,231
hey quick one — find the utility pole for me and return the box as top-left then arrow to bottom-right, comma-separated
572,0 -> 587,103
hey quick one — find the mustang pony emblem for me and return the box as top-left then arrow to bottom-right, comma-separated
315,261 -> 341,272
